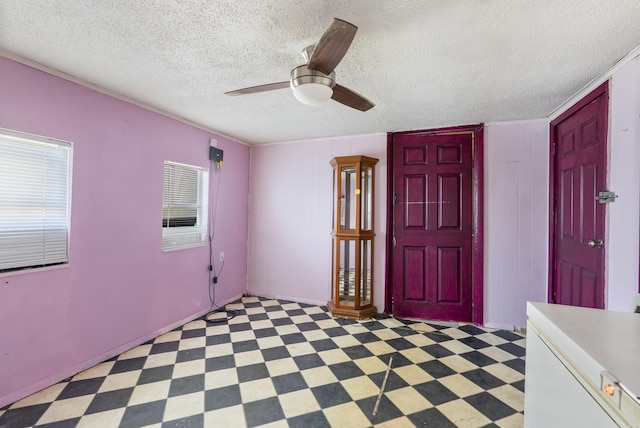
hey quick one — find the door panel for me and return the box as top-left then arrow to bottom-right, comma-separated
404,246 -> 426,300
582,164 -> 598,242
558,262 -> 573,304
438,174 -> 461,229
438,247 -> 461,302
552,86 -> 607,309
392,132 -> 473,322
560,170 -> 574,239
405,175 -> 427,228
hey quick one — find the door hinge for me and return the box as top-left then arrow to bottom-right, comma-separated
393,193 -> 397,204
392,236 -> 397,246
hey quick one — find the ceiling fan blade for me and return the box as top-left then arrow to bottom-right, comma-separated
225,81 -> 290,96
307,18 -> 357,75
331,84 -> 374,111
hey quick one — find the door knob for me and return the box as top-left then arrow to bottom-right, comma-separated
587,239 -> 603,248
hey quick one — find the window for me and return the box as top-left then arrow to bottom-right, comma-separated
162,161 -> 208,250
0,129 -> 72,272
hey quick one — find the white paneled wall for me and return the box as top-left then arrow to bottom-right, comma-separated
484,120 -> 550,329
607,55 -> 640,311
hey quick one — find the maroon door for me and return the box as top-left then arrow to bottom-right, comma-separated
551,84 -> 608,309
392,132 -> 474,322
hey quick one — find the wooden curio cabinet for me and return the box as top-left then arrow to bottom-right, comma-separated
328,155 -> 379,319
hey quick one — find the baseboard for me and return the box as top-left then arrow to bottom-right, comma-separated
0,294 -> 243,409
273,294 -> 327,307
483,321 -> 526,332
242,290 -> 327,308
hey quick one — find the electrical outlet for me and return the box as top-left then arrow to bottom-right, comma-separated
219,252 -> 224,263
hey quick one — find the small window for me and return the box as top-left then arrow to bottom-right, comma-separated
162,161 -> 208,250
0,129 -> 72,273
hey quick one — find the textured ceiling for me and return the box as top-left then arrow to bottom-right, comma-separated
1,1 -> 640,145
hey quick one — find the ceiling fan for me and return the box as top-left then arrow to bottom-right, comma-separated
225,18 -> 374,112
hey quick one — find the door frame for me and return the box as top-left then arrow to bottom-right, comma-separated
548,81 -> 609,304
385,124 -> 484,325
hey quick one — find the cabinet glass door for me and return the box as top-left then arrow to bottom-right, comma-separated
361,165 -> 372,230
360,238 -> 372,305
337,238 -> 356,307
340,165 -> 357,231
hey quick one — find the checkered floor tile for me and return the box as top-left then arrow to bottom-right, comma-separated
0,296 -> 526,427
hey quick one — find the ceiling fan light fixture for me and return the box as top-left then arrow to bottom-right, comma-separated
292,83 -> 333,105
290,65 -> 335,105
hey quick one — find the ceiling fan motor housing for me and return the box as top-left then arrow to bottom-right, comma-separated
290,65 -> 336,104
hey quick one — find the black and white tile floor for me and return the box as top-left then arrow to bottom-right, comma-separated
0,296 -> 526,427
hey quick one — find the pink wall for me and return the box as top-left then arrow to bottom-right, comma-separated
0,56 -> 249,407
606,55 -> 640,310
247,134 -> 387,309
483,120 -> 550,330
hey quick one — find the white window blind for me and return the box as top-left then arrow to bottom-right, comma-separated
162,161 -> 208,250
0,129 -> 72,272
